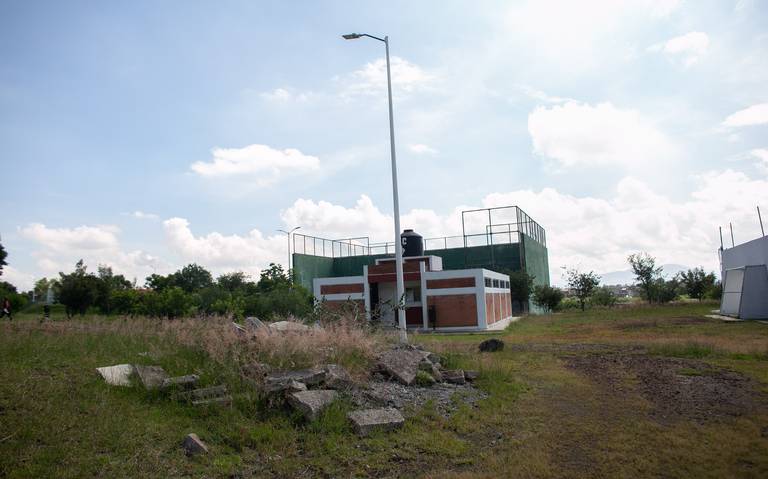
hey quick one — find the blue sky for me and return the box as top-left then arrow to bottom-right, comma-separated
1,0 -> 767,289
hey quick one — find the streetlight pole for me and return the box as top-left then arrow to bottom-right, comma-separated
343,32 -> 407,343
277,226 -> 301,279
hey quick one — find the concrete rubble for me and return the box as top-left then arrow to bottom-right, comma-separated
323,364 -> 353,390
442,369 -> 466,385
134,365 -> 169,390
376,346 -> 430,386
265,367 -> 326,387
287,390 -> 338,421
244,316 -> 265,330
182,433 -> 209,456
96,364 -> 136,386
347,408 -> 404,436
161,374 -> 200,391
268,320 -> 310,332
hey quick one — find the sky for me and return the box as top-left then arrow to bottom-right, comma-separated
1,0 -> 767,290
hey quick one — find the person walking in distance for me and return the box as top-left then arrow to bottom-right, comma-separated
1,297 -> 11,320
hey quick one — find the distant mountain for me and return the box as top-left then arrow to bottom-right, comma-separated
599,264 -> 690,286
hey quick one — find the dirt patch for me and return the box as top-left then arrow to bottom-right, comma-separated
615,316 -> 710,331
508,343 -> 643,353
565,352 -> 766,424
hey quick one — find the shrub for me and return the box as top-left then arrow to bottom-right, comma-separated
532,285 -> 564,312
590,286 -> 617,308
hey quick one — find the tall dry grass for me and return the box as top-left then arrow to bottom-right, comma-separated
12,314 -> 394,375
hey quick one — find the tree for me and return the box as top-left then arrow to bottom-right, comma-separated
566,268 -> 601,311
532,285 -> 564,312
677,268 -> 716,301
145,273 -> 172,292
94,265 -> 132,314
506,271 -> 535,313
0,241 -> 7,276
58,260 -> 99,317
257,264 -> 291,292
590,286 -> 617,307
628,252 -> 663,303
217,271 -> 250,292
171,264 -> 213,293
649,277 -> 679,303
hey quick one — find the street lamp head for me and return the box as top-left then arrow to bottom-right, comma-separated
342,33 -> 362,40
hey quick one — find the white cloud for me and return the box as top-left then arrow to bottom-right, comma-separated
20,223 -> 120,253
517,85 -> 574,104
280,168 -> 768,284
163,218 -> 286,277
1,266 -> 35,291
124,211 -> 159,221
190,144 -> 320,187
338,56 -> 436,99
528,101 -> 676,169
503,0 -> 681,73
18,223 -> 165,283
722,103 -> 768,128
408,144 -> 439,155
648,31 -> 710,67
260,87 -> 311,103
751,148 -> 768,174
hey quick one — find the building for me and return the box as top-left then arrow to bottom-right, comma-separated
313,254 -> 514,331
720,234 -> 768,320
292,206 -> 551,330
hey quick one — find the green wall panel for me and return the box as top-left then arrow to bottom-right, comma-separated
293,254 -> 334,291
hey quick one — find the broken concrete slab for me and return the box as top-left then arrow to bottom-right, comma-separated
265,367 -> 326,387
443,369 -> 466,385
323,364 -> 353,390
177,385 -> 228,403
192,395 -> 232,407
244,316 -> 266,330
264,378 -> 307,395
347,408 -> 405,436
376,347 -> 430,386
464,370 -> 479,382
96,364 -> 136,386
479,338 -> 505,352
268,320 -> 310,332
232,322 -> 247,336
287,390 -> 338,421
134,365 -> 169,390
182,433 -> 209,456
161,374 -> 199,391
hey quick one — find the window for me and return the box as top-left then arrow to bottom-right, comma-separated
485,278 -> 492,287
493,279 -> 500,288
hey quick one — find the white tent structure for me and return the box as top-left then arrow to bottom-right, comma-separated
720,235 -> 768,320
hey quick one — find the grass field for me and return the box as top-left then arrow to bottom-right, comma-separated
2,302 -> 767,478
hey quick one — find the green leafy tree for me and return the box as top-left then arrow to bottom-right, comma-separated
145,273 -> 172,292
532,285 -> 564,312
0,281 -> 28,312
217,271 -> 251,292
0,241 -> 7,276
95,265 -> 132,314
58,260 -> 99,318
256,263 -> 291,292
677,268 -> 716,301
566,268 -> 601,311
590,286 -> 617,308
506,270 -> 535,313
171,264 -> 213,293
159,286 -> 191,319
628,252 -> 663,303
649,277 -> 680,303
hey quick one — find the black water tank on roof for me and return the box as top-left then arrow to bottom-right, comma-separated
401,229 -> 424,257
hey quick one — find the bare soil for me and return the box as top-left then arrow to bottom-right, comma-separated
564,350 -> 767,424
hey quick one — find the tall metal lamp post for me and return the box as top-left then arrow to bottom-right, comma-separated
343,32 -> 407,343
277,226 -> 301,280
